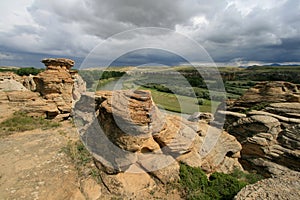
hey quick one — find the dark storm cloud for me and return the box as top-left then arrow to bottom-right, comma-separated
0,48 -> 83,68
1,0 -> 300,66
90,0 -> 187,27
190,0 -> 300,63
109,48 -> 188,66
27,0 -> 195,38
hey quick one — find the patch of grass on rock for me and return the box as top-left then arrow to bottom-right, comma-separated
61,140 -> 102,183
0,111 -> 60,137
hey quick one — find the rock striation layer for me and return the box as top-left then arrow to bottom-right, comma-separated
33,58 -> 76,115
0,58 -> 85,120
74,89 -> 243,197
215,81 -> 300,176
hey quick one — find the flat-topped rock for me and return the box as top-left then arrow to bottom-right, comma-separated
34,58 -> 77,118
41,58 -> 75,70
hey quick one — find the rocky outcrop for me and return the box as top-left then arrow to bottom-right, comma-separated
0,58 -> 85,120
0,72 -> 37,91
234,171 -> 300,200
216,81 -> 300,176
230,81 -> 300,113
34,58 -> 76,114
0,72 -> 27,91
74,89 -> 243,197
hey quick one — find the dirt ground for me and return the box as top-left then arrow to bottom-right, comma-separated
0,102 -> 87,200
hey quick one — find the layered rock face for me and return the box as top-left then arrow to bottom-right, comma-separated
34,58 -> 75,114
228,81 -> 300,113
74,89 -> 243,197
216,81 -> 300,176
0,58 -> 85,120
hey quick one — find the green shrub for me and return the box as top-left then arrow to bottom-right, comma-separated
230,168 -> 263,184
197,98 -> 204,105
179,163 -> 208,193
250,102 -> 270,111
16,67 -> 43,76
79,70 -> 126,89
244,102 -> 270,113
179,164 -> 261,200
208,172 -> 246,200
0,68 -> 17,73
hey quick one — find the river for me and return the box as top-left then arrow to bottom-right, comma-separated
97,78 -> 123,91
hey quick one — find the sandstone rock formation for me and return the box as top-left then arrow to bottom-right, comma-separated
74,89 -> 243,197
0,58 -> 85,120
234,171 -> 300,200
34,58 -> 76,114
215,81 -> 300,176
0,72 -> 27,91
229,81 -> 300,113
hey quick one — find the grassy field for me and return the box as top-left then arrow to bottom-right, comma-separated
139,87 -> 220,114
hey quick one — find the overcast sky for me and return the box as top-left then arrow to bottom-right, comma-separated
0,0 -> 300,68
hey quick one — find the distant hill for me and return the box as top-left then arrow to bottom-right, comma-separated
0,66 -> 20,70
245,63 -> 300,69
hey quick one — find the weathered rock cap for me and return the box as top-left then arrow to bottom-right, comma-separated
41,58 -> 75,69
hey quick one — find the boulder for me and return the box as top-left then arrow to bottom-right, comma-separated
234,171 -> 300,200
96,90 -> 162,153
24,99 -> 59,118
0,72 -> 22,82
74,89 -> 244,192
32,58 -> 83,118
100,165 -> 156,197
0,79 -> 28,91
